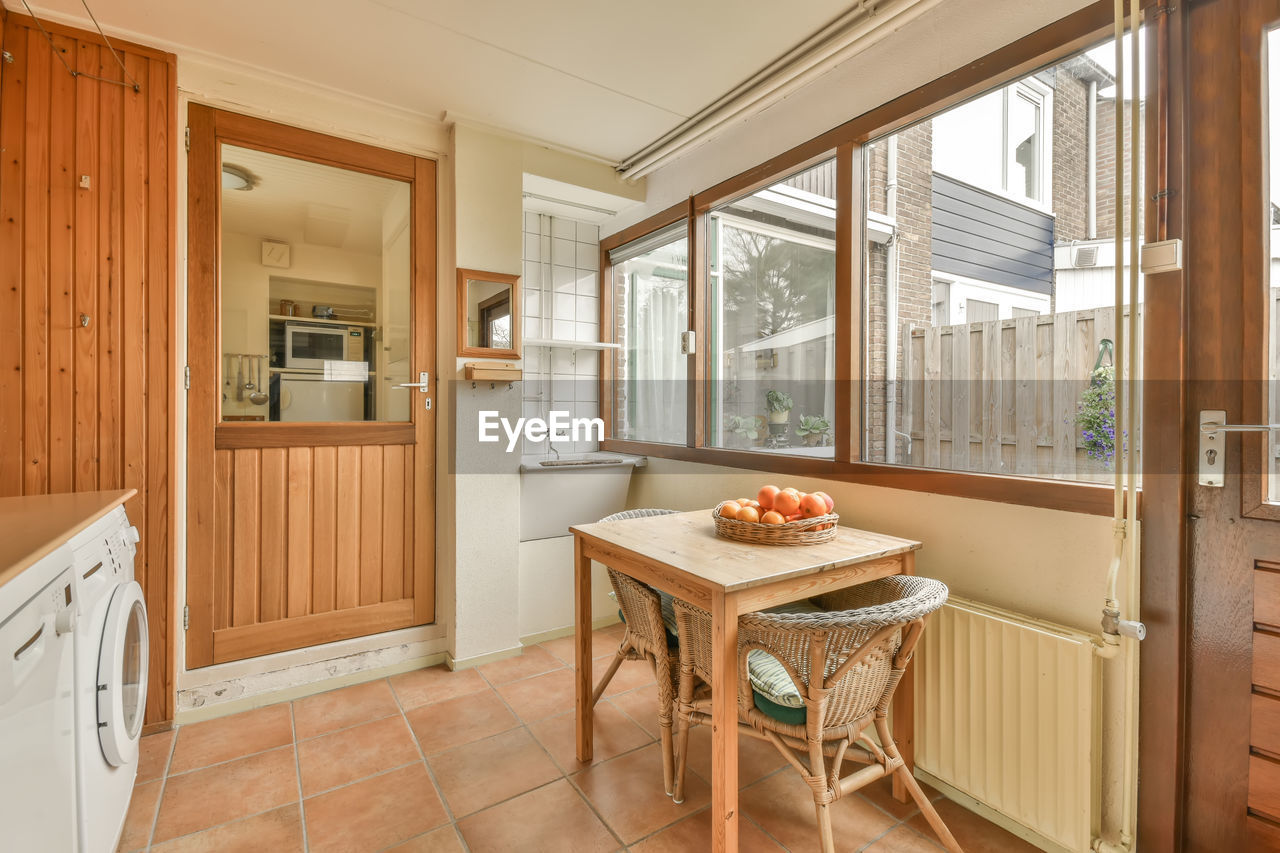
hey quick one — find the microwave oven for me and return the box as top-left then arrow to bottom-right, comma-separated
284,323 -> 366,369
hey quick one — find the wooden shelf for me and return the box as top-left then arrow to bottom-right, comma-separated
268,367 -> 376,376
268,314 -> 376,328
464,361 -> 522,382
524,338 -> 620,350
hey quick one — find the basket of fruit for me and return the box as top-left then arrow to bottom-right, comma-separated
712,485 -> 838,546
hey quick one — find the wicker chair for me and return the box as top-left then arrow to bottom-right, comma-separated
672,575 -> 961,853
593,508 -> 680,795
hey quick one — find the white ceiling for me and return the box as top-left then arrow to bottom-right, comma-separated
221,145 -> 404,255
27,0 -> 856,162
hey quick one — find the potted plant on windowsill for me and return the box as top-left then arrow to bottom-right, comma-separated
765,389 -> 794,437
724,415 -> 760,449
795,414 -> 831,447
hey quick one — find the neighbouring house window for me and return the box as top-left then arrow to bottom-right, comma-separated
610,224 -> 688,444
708,159 -> 837,457
933,80 -> 1052,205
865,37 -> 1144,483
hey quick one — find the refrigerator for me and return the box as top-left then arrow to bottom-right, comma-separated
276,372 -> 366,422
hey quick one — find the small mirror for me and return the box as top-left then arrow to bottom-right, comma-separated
457,268 -> 521,358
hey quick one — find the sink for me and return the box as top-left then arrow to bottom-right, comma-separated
518,453 -> 646,541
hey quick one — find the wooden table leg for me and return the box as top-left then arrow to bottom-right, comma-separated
574,534 -> 594,762
711,589 -> 740,853
893,551 -> 915,803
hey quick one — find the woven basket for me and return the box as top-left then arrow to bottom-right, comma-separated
712,501 -> 838,545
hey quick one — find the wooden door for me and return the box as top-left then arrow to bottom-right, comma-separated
185,107 -> 436,667
1182,0 -> 1280,847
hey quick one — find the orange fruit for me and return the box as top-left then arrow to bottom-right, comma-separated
799,493 -> 827,518
813,491 -> 834,512
773,489 -> 801,516
785,513 -> 801,523
719,502 -> 741,520
736,498 -> 753,507
738,506 -> 760,524
757,485 -> 780,510
761,510 -> 785,525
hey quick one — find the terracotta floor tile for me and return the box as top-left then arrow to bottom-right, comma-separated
477,644 -> 566,684
573,742 -> 709,843
297,715 -> 422,796
168,704 -> 293,774
428,727 -> 562,816
857,774 -> 939,822
292,679 -> 400,740
493,668 -> 577,722
136,729 -> 175,783
304,763 -> 449,853
528,702 -> 654,773
384,825 -> 467,852
116,780 -> 161,852
608,684 -> 663,739
629,808 -> 785,852
390,665 -> 488,710
740,769 -> 897,853
457,779 -> 618,853
681,725 -> 789,789
592,655 -> 658,697
152,747 -> 298,843
907,797 -> 1039,852
404,688 -> 518,755
540,628 -> 627,665
863,824 -> 946,852
149,805 -> 304,852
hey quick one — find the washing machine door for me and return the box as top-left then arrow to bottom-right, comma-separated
97,581 -> 148,767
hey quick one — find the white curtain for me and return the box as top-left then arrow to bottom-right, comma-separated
631,279 -> 686,443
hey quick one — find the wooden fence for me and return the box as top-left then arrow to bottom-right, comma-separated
901,307 -> 1140,482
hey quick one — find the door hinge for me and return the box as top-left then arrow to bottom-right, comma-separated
184,126 -> 190,153
183,605 -> 189,630
184,364 -> 191,390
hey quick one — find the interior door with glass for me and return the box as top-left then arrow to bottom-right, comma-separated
185,106 -> 436,667
1181,1 -> 1280,847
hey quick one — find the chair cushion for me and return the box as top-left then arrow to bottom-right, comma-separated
752,689 -> 807,725
745,599 -> 823,712
615,597 -> 678,648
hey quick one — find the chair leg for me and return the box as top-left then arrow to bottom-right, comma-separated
814,801 -> 836,853
659,719 -> 675,797
875,718 -> 963,853
672,712 -> 691,803
591,647 -> 626,707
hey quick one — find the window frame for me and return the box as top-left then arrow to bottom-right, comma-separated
598,0 -> 1151,517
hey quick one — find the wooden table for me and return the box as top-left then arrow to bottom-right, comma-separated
571,510 -> 922,853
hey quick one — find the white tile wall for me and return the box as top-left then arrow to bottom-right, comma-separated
522,212 -> 604,456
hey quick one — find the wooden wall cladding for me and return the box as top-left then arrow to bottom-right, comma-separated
0,13 -> 176,723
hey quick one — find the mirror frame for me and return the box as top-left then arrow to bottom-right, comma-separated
456,268 -> 521,359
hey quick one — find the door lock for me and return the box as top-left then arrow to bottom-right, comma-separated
1198,410 -> 1280,487
397,371 -> 432,410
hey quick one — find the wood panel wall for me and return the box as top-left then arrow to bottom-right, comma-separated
0,13 -> 176,724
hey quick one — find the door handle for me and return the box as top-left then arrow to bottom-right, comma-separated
397,372 -> 431,410
1198,410 -> 1280,486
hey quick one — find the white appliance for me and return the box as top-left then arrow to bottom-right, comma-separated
70,507 -> 147,853
284,321 -> 365,369
279,372 -> 366,422
0,547 -> 79,852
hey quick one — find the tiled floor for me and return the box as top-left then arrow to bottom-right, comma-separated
120,623 -> 1038,852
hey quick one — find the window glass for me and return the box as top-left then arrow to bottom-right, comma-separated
220,144 -> 411,423
610,226 -> 688,444
708,159 -> 837,457
865,38 -> 1143,483
1267,27 -> 1280,502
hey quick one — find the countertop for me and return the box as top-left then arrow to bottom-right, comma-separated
0,489 -> 136,588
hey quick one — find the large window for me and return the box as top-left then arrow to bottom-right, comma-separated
610,224 -> 688,444
864,38 -> 1144,483
708,160 -> 837,457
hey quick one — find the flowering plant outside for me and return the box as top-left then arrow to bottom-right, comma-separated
1076,365 -> 1117,466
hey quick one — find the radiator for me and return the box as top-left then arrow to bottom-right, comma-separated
913,596 -> 1101,853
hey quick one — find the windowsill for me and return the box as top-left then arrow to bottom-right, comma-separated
600,438 -> 1130,517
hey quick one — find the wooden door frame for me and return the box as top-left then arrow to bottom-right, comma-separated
184,105 -> 437,668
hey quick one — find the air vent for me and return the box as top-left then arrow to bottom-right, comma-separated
1074,246 -> 1099,268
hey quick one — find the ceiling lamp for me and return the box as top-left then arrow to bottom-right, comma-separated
222,163 -> 257,191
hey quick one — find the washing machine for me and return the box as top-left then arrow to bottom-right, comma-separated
70,507 -> 147,853
0,544 -> 80,851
